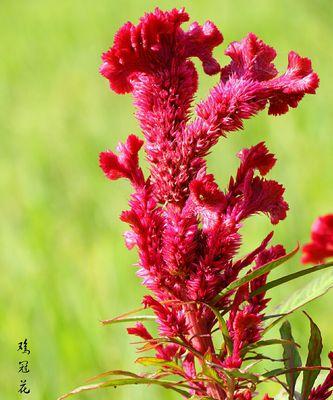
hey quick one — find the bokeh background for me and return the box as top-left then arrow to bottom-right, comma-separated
1,0 -> 332,399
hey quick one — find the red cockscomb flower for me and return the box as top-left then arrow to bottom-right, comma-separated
50,8 -> 332,400
97,8 -> 320,400
302,214 -> 333,264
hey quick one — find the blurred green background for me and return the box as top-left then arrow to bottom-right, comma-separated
1,0 -> 332,399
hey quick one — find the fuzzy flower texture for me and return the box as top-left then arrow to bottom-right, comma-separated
98,8 -> 332,400
302,214 -> 333,265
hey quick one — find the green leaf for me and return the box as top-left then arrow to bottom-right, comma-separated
101,300 -> 185,326
204,358 -> 259,385
242,338 -> 300,357
136,357 -> 184,374
212,246 -> 298,303
301,312 -> 323,400
264,268 -> 333,335
86,369 -> 141,382
224,368 -> 259,384
263,313 -> 287,320
262,366 -> 330,380
279,321 -> 302,400
274,269 -> 333,316
139,336 -> 203,360
57,377 -> 192,400
101,315 -> 155,325
100,305 -> 145,324
202,302 -> 233,355
202,352 -> 227,384
244,352 -> 285,363
262,368 -> 287,379
250,261 -> 333,298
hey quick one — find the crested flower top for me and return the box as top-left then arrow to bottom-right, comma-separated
100,7 -> 318,205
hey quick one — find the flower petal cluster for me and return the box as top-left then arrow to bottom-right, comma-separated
101,8 -> 318,205
302,214 -> 333,264
99,8 -> 320,400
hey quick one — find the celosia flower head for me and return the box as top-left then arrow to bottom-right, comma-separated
99,8 -> 319,400
100,7 -> 318,206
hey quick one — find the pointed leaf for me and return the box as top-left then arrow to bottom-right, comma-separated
101,315 -> 156,325
279,321 -> 302,400
263,313 -> 287,321
204,357 -> 259,384
213,246 -> 298,303
274,270 -> 333,315
301,312 -> 323,400
134,336 -> 203,359
101,305 -> 145,325
136,357 -> 184,374
262,368 -> 288,379
262,366 -> 330,380
86,369 -> 141,382
264,269 -> 333,334
202,302 -> 233,355
58,377 -> 192,400
201,360 -> 225,385
242,338 -> 300,357
251,261 -> 333,298
225,368 -> 259,384
244,352 -> 285,362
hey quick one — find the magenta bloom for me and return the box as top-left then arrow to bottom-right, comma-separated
302,214 -> 333,264
100,8 -> 318,205
97,7 -> 322,400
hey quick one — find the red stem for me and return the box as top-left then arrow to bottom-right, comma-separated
186,304 -> 226,400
